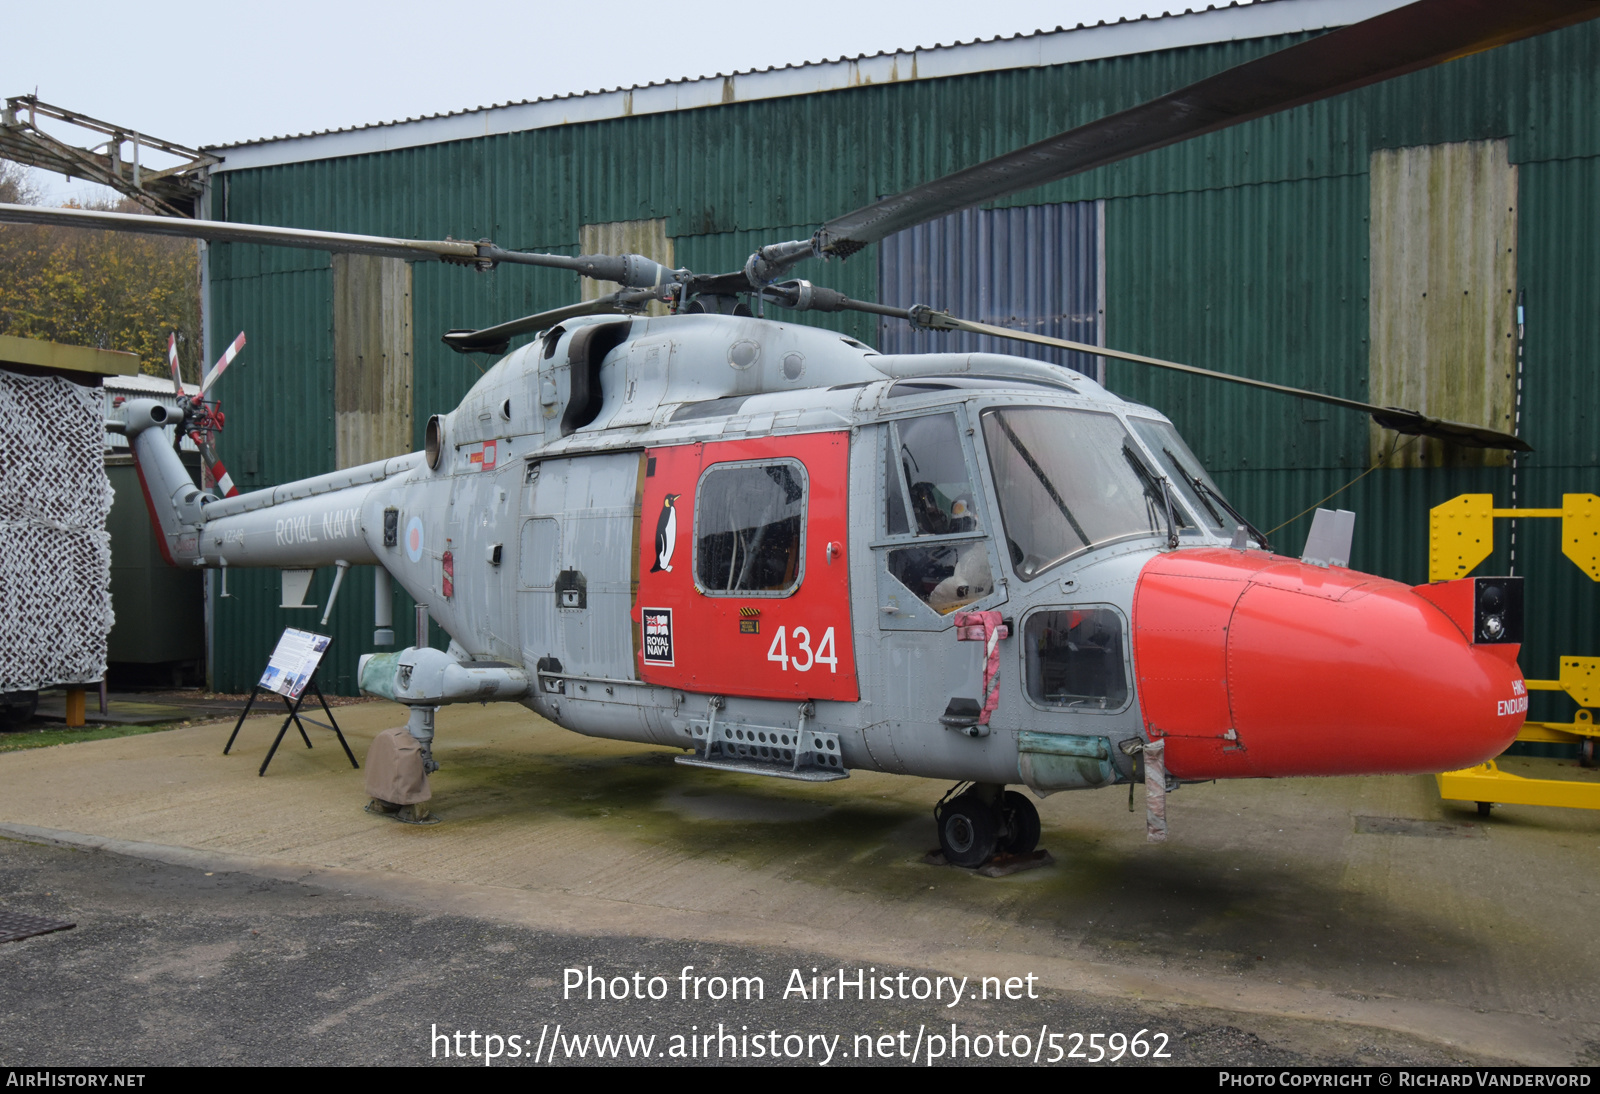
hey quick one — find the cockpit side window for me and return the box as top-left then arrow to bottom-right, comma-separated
879,413 -> 995,615
887,541 -> 994,615
883,413 -> 982,537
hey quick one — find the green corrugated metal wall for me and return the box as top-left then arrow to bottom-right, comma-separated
208,20 -> 1600,709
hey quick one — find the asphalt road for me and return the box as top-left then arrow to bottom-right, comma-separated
0,835 -> 1461,1068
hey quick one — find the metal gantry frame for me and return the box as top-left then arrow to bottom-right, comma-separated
1430,493 -> 1600,811
0,96 -> 214,217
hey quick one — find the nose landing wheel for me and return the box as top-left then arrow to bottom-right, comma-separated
998,790 -> 1041,855
935,784 -> 1041,866
937,793 -> 998,867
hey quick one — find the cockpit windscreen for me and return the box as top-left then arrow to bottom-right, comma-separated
981,407 -> 1177,580
1126,417 -> 1234,534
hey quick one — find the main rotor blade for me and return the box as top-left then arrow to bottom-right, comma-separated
760,280 -> 1527,450
926,313 -> 1531,451
818,0 -> 1600,254
0,203 -> 686,293
0,202 -> 482,262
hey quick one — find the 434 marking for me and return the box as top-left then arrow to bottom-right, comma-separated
766,625 -> 838,673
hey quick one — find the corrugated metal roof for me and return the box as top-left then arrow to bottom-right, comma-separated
105,374 -> 198,396
207,0 -> 1406,172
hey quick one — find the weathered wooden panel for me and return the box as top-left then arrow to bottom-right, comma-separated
333,254 -> 413,469
1369,139 -> 1518,468
579,219 -> 673,317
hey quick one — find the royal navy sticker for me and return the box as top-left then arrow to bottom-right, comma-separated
642,608 -> 674,665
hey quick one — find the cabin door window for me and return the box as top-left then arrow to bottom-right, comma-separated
693,459 -> 806,597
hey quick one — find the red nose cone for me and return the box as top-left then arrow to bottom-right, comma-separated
1132,550 -> 1524,780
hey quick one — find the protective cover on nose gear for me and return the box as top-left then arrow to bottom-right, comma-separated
364,726 -> 431,806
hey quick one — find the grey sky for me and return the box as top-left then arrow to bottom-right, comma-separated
4,0 -> 1211,204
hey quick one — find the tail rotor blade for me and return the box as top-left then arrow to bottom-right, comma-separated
192,431 -> 238,498
200,332 -> 246,397
210,452 -> 239,498
167,333 -> 183,399
188,431 -> 212,490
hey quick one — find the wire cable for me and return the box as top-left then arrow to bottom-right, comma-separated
1264,434 -> 1421,537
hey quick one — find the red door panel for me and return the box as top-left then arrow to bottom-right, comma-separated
634,431 -> 858,701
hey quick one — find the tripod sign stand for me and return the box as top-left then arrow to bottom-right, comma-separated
224,628 -> 359,777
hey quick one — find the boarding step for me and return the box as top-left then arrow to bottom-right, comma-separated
675,718 -> 849,782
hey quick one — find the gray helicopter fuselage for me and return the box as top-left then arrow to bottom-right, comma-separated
124,312 -> 1239,794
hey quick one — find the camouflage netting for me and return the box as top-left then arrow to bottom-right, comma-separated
0,371 -> 114,691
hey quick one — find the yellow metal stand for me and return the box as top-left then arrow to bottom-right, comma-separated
1437,761 -> 1600,811
1430,495 -> 1600,812
1429,493 -> 1600,582
1522,658 -> 1600,754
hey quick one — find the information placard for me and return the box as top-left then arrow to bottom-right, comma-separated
257,628 -> 331,700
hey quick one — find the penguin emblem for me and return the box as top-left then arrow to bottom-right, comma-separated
651,494 -> 681,573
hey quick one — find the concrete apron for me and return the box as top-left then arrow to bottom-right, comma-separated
0,701 -> 1595,1065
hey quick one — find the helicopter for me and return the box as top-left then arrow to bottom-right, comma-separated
2,0 -> 1585,865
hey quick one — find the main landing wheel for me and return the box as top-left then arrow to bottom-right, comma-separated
937,791 -> 999,868
998,790 -> 1041,856
1580,738 -> 1597,769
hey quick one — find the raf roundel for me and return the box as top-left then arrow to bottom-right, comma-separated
405,515 -> 425,563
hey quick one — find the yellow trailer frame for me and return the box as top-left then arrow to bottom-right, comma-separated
1429,494 -> 1600,812
1435,761 -> 1600,811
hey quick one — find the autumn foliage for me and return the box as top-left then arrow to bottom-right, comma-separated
0,160 -> 203,382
